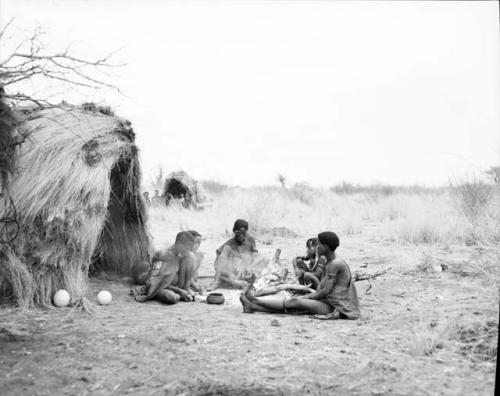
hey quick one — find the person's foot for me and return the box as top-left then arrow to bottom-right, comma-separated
243,282 -> 259,303
311,310 -> 340,320
239,293 -> 256,313
135,295 -> 148,303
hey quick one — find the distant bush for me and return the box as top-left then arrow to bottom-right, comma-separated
451,179 -> 495,223
201,180 -> 228,195
289,182 -> 314,205
329,182 -> 441,196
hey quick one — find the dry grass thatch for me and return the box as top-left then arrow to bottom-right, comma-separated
0,92 -> 18,189
163,169 -> 205,208
0,104 -> 151,307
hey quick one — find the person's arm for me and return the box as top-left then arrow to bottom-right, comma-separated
167,285 -> 193,301
303,261 -> 338,300
141,262 -> 178,301
311,256 -> 327,278
249,236 -> 258,253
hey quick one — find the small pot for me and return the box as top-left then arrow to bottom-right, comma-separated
206,292 -> 225,305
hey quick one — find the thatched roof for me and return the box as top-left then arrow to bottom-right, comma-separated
0,104 -> 152,307
0,91 -> 18,190
163,170 -> 205,207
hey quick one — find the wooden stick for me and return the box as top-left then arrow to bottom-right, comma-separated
353,267 -> 391,282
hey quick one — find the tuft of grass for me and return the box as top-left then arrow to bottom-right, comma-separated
407,317 -> 450,357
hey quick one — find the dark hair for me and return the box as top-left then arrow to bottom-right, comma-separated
233,219 -> 249,232
306,237 -> 318,248
188,230 -> 202,238
317,231 -> 340,251
175,231 -> 195,245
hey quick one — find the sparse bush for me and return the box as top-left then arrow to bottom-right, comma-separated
454,319 -> 498,363
245,194 -> 273,233
289,182 -> 314,205
330,181 -> 356,195
201,179 -> 228,195
452,179 -> 495,223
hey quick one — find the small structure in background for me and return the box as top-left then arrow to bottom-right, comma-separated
486,166 -> 500,184
163,170 -> 205,209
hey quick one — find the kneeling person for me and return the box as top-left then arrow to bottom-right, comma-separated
135,231 -> 198,304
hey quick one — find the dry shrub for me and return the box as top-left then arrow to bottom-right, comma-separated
407,317 -> 450,357
244,193 -> 274,233
159,379 -> 288,396
453,319 -> 498,363
289,182 -> 314,205
456,246 -> 500,287
406,311 -> 498,366
201,179 -> 228,195
452,179 -> 494,223
396,214 -> 459,244
336,214 -> 363,235
416,255 -> 443,273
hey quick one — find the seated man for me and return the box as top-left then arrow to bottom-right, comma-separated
239,231 -> 360,320
134,231 -> 198,304
209,219 -> 265,290
292,237 -> 327,289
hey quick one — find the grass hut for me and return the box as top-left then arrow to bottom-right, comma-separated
163,170 -> 205,208
0,104 -> 152,307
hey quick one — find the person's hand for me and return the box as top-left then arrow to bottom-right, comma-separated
300,293 -> 312,299
295,270 -> 304,278
135,295 -> 147,303
178,289 -> 193,302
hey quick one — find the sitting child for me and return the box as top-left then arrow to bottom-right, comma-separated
292,237 -> 326,289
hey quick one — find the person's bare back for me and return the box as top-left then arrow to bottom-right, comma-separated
320,257 -> 351,290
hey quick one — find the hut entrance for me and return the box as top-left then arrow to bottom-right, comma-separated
92,155 -> 150,277
163,170 -> 204,209
166,178 -> 190,199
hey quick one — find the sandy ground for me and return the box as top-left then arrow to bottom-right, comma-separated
0,232 -> 497,395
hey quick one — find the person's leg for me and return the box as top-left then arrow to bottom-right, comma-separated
240,293 -> 277,313
155,289 -> 181,304
209,247 -> 233,290
178,252 -> 197,290
242,288 -> 333,315
254,284 -> 314,297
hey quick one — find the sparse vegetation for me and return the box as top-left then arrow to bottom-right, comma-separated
200,179 -> 228,195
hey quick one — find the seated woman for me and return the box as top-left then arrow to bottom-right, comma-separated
209,219 -> 267,290
240,231 -> 360,320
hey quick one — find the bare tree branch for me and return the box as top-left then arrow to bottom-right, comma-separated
0,21 -> 124,109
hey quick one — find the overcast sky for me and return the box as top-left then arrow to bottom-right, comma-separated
2,1 -> 499,187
